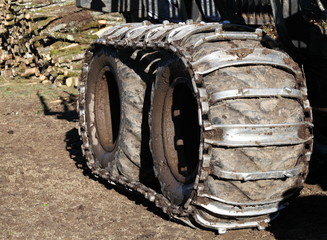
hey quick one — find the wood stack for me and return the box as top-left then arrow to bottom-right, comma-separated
0,0 -> 36,78
0,0 -> 122,86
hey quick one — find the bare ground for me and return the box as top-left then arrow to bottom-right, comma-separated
1,80 -> 327,240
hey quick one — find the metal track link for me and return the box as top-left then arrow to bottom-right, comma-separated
78,21 -> 313,234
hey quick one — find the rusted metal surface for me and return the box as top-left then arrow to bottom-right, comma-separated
191,47 -> 300,75
203,122 -> 313,147
94,66 -> 117,152
211,88 -> 302,103
210,166 -> 304,181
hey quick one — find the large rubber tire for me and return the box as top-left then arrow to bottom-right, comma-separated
80,46 -> 145,181
150,39 -> 309,225
150,56 -> 200,204
198,41 -> 306,209
201,68 -> 304,202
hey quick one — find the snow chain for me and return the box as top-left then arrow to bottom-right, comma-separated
78,21 -> 313,234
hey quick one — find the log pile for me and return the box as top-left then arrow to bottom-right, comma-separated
0,0 -> 35,78
0,0 -> 122,86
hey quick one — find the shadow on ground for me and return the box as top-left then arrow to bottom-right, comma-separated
269,154 -> 327,239
36,88 -> 170,223
268,194 -> 327,240
37,90 -> 78,122
64,128 -> 170,222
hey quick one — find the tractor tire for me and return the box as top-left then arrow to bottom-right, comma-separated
150,56 -> 201,204
79,46 -> 145,181
78,22 -> 312,232
150,38 -> 311,229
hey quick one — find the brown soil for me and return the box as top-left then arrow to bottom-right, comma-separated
1,81 -> 327,240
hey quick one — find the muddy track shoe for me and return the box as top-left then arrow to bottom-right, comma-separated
78,21 -> 313,234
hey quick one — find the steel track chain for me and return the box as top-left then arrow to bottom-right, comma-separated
78,21 -> 313,233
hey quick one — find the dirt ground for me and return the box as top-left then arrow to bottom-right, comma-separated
1,80 -> 327,240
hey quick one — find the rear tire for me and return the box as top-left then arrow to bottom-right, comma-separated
150,56 -> 200,204
150,40 -> 311,228
79,46 -> 146,180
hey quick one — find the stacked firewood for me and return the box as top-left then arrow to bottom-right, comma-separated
0,0 -> 36,78
0,0 -> 122,86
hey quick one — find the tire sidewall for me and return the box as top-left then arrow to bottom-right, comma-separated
151,57 -> 196,205
85,47 -> 122,169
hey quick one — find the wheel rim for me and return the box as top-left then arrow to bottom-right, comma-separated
94,66 -> 121,152
162,77 -> 200,184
